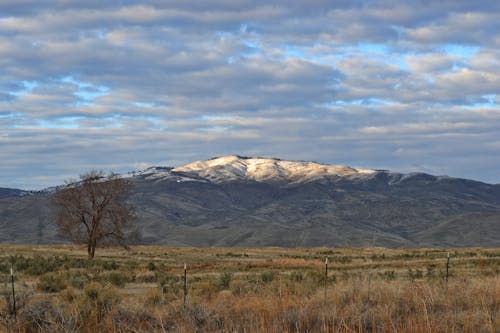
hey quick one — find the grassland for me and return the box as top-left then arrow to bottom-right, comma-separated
0,245 -> 498,332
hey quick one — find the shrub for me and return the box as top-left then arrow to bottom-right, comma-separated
382,270 -> 396,280
218,271 -> 233,290
80,282 -> 121,321
1,290 -> 15,318
19,300 -> 67,332
306,270 -> 325,284
136,272 -> 157,283
408,268 -> 424,280
260,271 -> 275,283
290,270 -> 304,282
60,287 -> 78,303
332,256 -> 353,264
105,271 -> 129,287
68,271 -> 92,289
102,260 -> 119,270
37,273 -> 67,292
112,308 -> 161,332
7,255 -> 57,276
144,288 -> 165,307
147,261 -> 157,271
426,264 -> 436,278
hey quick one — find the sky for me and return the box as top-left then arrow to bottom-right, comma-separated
1,0 -> 500,189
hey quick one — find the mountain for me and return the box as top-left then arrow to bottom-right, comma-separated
1,155 -> 499,247
0,188 -> 29,198
171,155 -> 377,183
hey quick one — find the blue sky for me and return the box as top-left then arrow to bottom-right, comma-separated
1,1 -> 500,189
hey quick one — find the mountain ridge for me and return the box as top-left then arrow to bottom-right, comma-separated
0,188 -> 30,198
3,155 -> 498,192
1,155 -> 499,247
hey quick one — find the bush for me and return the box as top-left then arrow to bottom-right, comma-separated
80,282 -> 121,321
19,300 -> 75,332
136,272 -> 157,283
144,288 -> 165,307
102,260 -> 119,270
426,264 -> 436,278
37,273 -> 67,292
1,290 -> 15,318
290,270 -> 304,282
112,308 -> 161,332
106,271 -> 129,287
408,268 -> 424,280
306,270 -> 325,284
8,255 -> 57,276
382,270 -> 396,280
260,271 -> 275,283
68,271 -> 92,289
147,261 -> 157,271
218,272 -> 233,290
60,287 -> 78,303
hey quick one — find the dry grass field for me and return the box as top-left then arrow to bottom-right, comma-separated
0,245 -> 498,332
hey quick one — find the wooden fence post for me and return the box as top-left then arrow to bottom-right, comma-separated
10,266 -> 16,318
445,252 -> 450,287
183,263 -> 187,307
324,257 -> 328,304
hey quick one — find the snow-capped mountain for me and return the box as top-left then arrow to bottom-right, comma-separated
1,155 -> 500,247
130,155 -> 378,185
172,155 -> 376,184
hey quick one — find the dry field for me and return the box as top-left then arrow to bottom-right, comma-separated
0,245 -> 499,332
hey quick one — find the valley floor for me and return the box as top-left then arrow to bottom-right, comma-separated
0,245 -> 499,332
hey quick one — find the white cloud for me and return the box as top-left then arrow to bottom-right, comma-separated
1,1 -> 500,188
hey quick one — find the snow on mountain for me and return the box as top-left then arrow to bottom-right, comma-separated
125,166 -> 209,183
39,156 -> 378,189
171,155 -> 377,184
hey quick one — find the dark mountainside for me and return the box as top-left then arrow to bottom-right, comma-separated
0,188 -> 28,198
1,156 -> 499,247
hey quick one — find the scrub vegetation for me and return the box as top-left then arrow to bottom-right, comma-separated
0,245 -> 498,332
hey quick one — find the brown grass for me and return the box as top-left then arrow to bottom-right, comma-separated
0,245 -> 498,332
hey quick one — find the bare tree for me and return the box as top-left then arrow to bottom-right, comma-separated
53,170 -> 139,259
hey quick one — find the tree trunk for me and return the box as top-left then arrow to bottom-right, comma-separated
88,242 -> 96,259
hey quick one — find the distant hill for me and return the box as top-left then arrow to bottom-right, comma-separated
0,188 -> 29,198
1,155 -> 499,247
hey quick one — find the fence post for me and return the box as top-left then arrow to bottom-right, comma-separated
183,263 -> 187,307
445,252 -> 450,287
324,257 -> 328,304
10,266 -> 16,318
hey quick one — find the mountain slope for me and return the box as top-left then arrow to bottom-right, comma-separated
0,188 -> 28,198
0,193 -> 58,243
1,155 -> 499,247
129,168 -> 500,247
172,155 -> 376,184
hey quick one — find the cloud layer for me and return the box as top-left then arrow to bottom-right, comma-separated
1,1 -> 499,189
